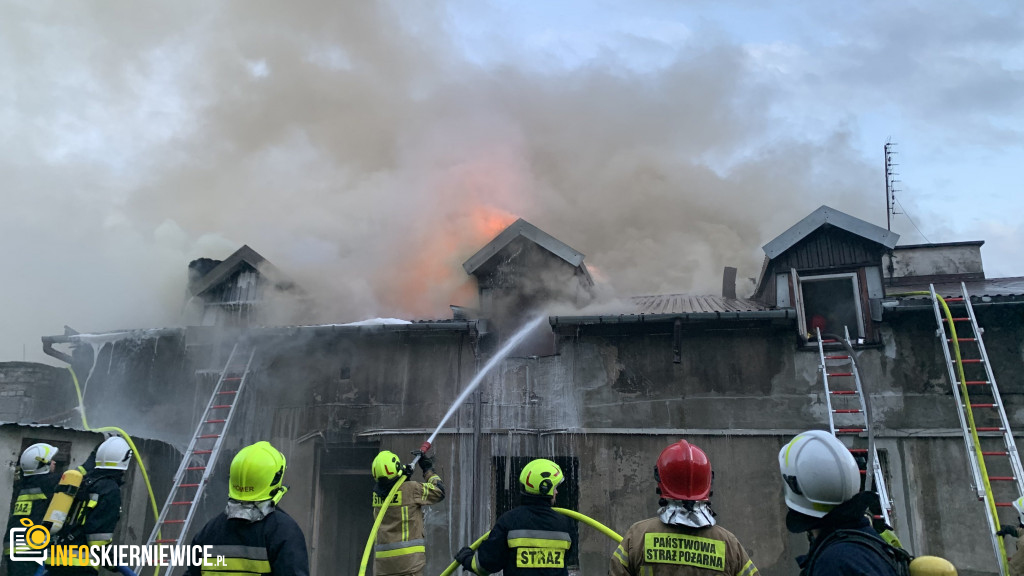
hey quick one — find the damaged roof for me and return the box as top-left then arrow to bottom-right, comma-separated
762,205 -> 900,259
462,218 -> 586,275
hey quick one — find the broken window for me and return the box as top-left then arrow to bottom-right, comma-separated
493,455 -> 579,566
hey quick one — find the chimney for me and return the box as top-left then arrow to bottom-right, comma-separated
722,267 -> 737,299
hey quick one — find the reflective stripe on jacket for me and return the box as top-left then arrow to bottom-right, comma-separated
373,471 -> 445,576
183,507 -> 309,576
610,518 -> 758,576
4,473 -> 59,547
470,495 -> 578,576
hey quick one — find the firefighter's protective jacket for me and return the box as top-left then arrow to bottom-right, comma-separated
184,506 -> 309,576
372,470 -> 445,576
4,472 -> 59,549
610,518 -> 758,576
47,469 -> 123,575
467,494 -> 578,576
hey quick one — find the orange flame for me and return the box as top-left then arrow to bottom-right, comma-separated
376,206 -> 518,318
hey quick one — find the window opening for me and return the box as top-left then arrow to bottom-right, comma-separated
798,273 -> 865,340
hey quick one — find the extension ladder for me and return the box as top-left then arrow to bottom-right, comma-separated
930,283 -> 1023,576
137,343 -> 255,575
816,326 -> 894,529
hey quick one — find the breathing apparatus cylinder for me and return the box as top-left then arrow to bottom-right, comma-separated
42,468 -> 83,534
909,555 -> 957,576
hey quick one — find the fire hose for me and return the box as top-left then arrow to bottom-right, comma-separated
437,507 -> 622,576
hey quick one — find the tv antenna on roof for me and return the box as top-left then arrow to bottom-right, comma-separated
884,140 -> 901,232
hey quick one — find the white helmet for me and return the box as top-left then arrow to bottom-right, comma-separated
779,430 -> 860,518
20,443 -> 59,476
95,437 -> 133,470
1013,496 -> 1024,526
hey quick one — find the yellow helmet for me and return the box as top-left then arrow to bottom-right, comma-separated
519,459 -> 564,496
372,450 -> 403,481
229,441 -> 288,503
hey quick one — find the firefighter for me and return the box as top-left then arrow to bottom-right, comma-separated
610,440 -> 758,576
996,495 -> 1024,576
3,443 -> 60,576
185,441 -> 309,576
454,458 -> 577,576
779,430 -> 899,576
372,449 -> 445,576
49,436 -> 132,576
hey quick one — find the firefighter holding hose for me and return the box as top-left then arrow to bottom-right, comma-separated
372,447 -> 446,576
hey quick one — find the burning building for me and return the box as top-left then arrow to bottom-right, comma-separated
3,208 -> 1024,575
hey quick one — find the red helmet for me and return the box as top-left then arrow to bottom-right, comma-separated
655,440 -> 712,501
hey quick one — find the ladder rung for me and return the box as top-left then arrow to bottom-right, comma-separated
837,428 -> 865,433
828,372 -> 853,377
179,483 -> 200,488
946,297 -> 965,302
224,377 -> 242,381
942,317 -> 970,322
997,502 -> 1014,507
198,434 -> 221,439
983,451 -> 1009,456
977,427 -> 1005,432
962,381 -> 990,385
185,466 -> 207,471
205,419 -> 227,424
825,355 -> 850,360
211,405 -> 233,409
194,450 -> 213,454
217,390 -> 239,395
859,470 -> 866,475
989,476 -> 1016,481
830,390 -> 858,395
820,339 -> 839,343
960,359 -> 983,364
949,338 -> 977,343
970,403 -> 998,408
848,449 -> 868,454
154,539 -> 177,544
832,409 -> 863,413
171,501 -> 193,505
162,520 -> 186,524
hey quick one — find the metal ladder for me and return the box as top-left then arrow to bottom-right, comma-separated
137,342 -> 255,575
930,283 -> 1023,576
816,326 -> 894,529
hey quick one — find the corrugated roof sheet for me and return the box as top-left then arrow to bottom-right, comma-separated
887,277 -> 1024,300
631,294 -> 774,314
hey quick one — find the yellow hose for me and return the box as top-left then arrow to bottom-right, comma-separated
358,475 -> 408,576
68,367 -> 164,576
552,507 -> 623,543
892,291 -> 1008,572
437,508 -> 622,576
439,531 -> 490,576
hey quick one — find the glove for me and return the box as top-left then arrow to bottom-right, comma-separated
402,464 -> 414,478
997,524 -> 1020,538
454,546 -> 475,571
413,450 -> 434,473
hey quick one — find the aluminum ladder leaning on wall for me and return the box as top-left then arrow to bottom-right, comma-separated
135,342 -> 257,576
815,326 -> 894,530
930,282 -> 1024,576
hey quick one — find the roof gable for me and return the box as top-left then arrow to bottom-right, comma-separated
762,205 -> 899,259
462,218 -> 586,275
190,245 -> 289,297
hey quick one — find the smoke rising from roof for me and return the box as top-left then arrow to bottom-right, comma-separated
4,2 -> 994,362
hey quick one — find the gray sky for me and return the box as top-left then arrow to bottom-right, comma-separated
2,1 -> 1022,363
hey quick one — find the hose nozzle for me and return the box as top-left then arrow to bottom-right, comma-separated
419,441 -> 431,454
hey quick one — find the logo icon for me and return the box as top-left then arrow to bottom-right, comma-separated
8,518 -> 49,565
